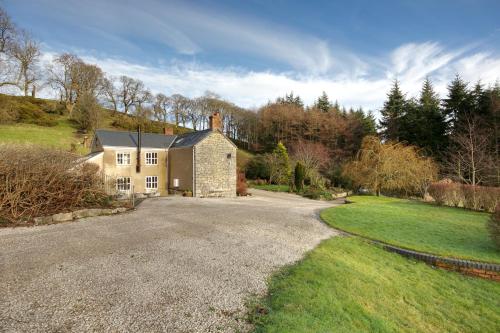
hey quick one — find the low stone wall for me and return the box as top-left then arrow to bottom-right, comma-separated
382,244 -> 500,281
328,224 -> 500,281
34,207 -> 128,225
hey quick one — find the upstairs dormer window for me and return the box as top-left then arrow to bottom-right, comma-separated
145,152 -> 158,165
116,152 -> 131,165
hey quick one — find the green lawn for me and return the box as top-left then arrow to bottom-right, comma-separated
251,237 -> 500,333
321,195 -> 499,263
250,184 -> 290,192
0,119 -> 89,154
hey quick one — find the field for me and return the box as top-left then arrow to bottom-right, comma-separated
251,237 -> 500,333
321,195 -> 498,263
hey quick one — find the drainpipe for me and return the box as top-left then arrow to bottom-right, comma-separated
136,126 -> 141,173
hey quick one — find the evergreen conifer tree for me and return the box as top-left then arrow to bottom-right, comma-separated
443,74 -> 473,133
315,91 -> 331,112
379,80 -> 406,141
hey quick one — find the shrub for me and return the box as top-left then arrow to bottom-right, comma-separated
0,94 -> 57,126
245,155 -> 270,180
428,183 -> 448,205
268,142 -> 291,185
478,187 -> 500,212
488,204 -> 500,249
73,93 -> 101,131
294,162 -> 305,191
111,114 -> 138,130
237,170 -> 248,196
302,186 -> 333,200
428,182 -> 500,212
343,136 -> 437,197
0,144 -> 111,224
253,179 -> 267,185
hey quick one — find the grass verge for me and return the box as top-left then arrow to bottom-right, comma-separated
321,195 -> 498,263
250,237 -> 500,333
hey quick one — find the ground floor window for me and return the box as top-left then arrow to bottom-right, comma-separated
145,176 -> 158,191
116,177 -> 131,191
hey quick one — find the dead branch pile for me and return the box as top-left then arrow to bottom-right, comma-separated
0,144 -> 110,223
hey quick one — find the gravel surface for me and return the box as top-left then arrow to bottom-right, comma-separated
0,189 -> 340,332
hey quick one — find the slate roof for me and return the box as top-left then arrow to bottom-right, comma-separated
94,129 -> 176,149
170,129 -> 212,148
94,129 -> 215,149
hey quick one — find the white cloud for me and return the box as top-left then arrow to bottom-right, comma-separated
33,0 -> 342,74
34,41 -> 500,119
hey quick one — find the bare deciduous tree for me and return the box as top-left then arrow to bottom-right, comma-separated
290,140 -> 330,179
102,75 -> 118,114
47,53 -> 80,107
47,53 -> 104,115
153,93 -> 170,123
446,117 -> 496,186
0,7 -> 18,88
117,76 -> 145,114
0,7 -> 16,53
11,30 -> 40,96
169,93 -> 189,128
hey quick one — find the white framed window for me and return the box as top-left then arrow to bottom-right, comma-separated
116,152 -> 131,165
116,177 -> 131,191
145,152 -> 158,165
145,176 -> 158,191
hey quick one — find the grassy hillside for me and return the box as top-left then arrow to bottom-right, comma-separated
0,94 -> 255,161
0,119 -> 89,154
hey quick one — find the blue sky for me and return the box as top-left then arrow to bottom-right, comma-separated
4,0 -> 500,112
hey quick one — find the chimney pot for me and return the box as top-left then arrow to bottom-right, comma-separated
163,127 -> 174,136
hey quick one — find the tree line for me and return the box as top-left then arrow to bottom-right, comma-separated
379,77 -> 499,186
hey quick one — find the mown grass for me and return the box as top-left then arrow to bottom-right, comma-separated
251,237 -> 500,333
321,195 -> 499,263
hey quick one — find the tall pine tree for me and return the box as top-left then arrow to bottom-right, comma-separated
443,75 -> 473,134
379,80 -> 406,141
415,78 -> 447,156
315,91 -> 332,112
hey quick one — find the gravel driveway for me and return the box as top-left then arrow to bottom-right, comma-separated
0,189 -> 340,332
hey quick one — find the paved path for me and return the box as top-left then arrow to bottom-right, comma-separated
0,190 -> 340,332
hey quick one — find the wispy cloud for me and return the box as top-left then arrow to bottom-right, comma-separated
33,0 -> 342,74
38,41 -> 500,116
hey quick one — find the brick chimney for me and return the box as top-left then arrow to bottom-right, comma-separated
209,112 -> 222,131
163,127 -> 174,136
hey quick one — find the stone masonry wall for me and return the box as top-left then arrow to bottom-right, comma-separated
194,132 -> 237,197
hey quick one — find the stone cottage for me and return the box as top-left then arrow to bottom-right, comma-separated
84,112 -> 237,197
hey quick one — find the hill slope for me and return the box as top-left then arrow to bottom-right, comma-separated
0,94 -> 255,164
